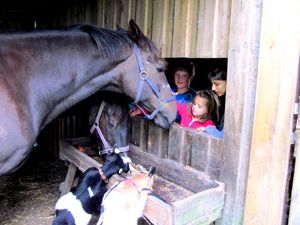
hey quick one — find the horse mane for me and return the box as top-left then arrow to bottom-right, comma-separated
69,24 -> 160,62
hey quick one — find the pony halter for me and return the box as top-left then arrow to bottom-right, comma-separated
90,101 -> 129,155
132,44 -> 175,120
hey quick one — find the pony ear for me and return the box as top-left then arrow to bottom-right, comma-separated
128,19 -> 144,44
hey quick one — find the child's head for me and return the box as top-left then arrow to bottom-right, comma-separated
190,90 -> 220,122
173,61 -> 194,92
208,68 -> 227,97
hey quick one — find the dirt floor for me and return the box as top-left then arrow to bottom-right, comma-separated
0,148 -> 67,225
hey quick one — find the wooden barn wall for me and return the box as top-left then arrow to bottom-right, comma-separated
130,118 -> 224,180
54,0 -> 231,58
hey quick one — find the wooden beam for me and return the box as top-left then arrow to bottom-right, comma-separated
218,0 -> 264,224
243,0 -> 300,224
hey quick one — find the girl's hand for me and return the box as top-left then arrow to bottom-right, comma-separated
129,107 -> 143,117
197,127 -> 205,131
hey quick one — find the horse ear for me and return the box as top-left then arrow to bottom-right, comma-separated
128,19 -> 144,44
115,23 -> 125,31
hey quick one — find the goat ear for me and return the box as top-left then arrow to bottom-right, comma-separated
128,19 -> 144,44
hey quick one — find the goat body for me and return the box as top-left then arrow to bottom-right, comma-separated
97,167 -> 155,225
53,152 -> 127,225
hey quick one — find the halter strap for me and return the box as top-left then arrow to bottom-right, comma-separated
90,101 -> 111,151
132,44 -> 176,119
90,102 -> 130,155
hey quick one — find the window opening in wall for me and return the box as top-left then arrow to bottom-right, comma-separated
165,58 -> 228,138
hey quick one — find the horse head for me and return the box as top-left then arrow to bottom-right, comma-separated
120,20 -> 177,128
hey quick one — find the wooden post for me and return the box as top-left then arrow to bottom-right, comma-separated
218,0 -> 265,224
219,0 -> 300,224
288,98 -> 300,224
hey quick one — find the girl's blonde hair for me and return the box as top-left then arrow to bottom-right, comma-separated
189,90 -> 220,122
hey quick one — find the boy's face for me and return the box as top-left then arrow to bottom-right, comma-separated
174,70 -> 191,90
211,80 -> 227,97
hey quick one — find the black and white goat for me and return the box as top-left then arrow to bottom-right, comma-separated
52,152 -> 127,225
97,167 -> 156,225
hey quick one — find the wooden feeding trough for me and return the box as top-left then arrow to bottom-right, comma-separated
59,137 -> 225,225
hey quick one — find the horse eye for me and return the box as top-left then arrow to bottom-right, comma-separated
157,67 -> 164,73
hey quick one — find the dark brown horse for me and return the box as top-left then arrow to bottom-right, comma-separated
0,20 -> 176,175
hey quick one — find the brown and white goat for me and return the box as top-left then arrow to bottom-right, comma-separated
97,167 -> 155,225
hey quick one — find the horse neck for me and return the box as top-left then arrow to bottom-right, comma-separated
23,33 -> 132,128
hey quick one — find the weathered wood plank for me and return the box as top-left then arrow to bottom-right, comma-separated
59,163 -> 77,196
130,117 -> 148,150
242,0 -> 300,224
168,123 -> 184,162
146,122 -> 169,158
288,128 -> 300,225
171,0 -> 189,57
212,0 -> 231,57
96,0 -> 105,26
143,195 -> 173,225
185,0 -> 200,57
60,140 -> 225,225
129,144 -> 215,192
135,0 -> 153,36
173,181 -> 225,225
196,0 -> 215,57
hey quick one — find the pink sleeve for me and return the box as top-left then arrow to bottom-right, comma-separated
176,102 -> 188,117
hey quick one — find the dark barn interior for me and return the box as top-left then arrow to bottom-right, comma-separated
0,2 -> 230,225
1,1 -> 298,225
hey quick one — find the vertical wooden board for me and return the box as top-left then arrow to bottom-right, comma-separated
143,196 -> 173,225
120,0 -> 130,28
84,1 -> 92,24
179,128 -> 193,166
173,183 -> 225,225
212,0 -> 231,57
157,127 -> 169,159
288,129 -> 300,225
77,2 -> 85,24
205,137 -> 223,179
147,122 -> 160,155
151,0 -> 167,54
191,132 -> 211,172
135,0 -> 153,37
171,0 -> 189,57
161,0 -> 176,57
88,0 -> 98,24
65,8 -> 72,25
130,117 -> 148,150
104,0 -> 115,28
129,117 -> 142,146
168,123 -> 184,162
185,0 -> 200,57
112,0 -> 122,28
96,0 -> 105,26
196,0 -> 216,57
120,0 -> 137,26
242,0 -> 300,224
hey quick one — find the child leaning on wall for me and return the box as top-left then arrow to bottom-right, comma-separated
203,68 -> 227,138
176,90 -> 220,131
